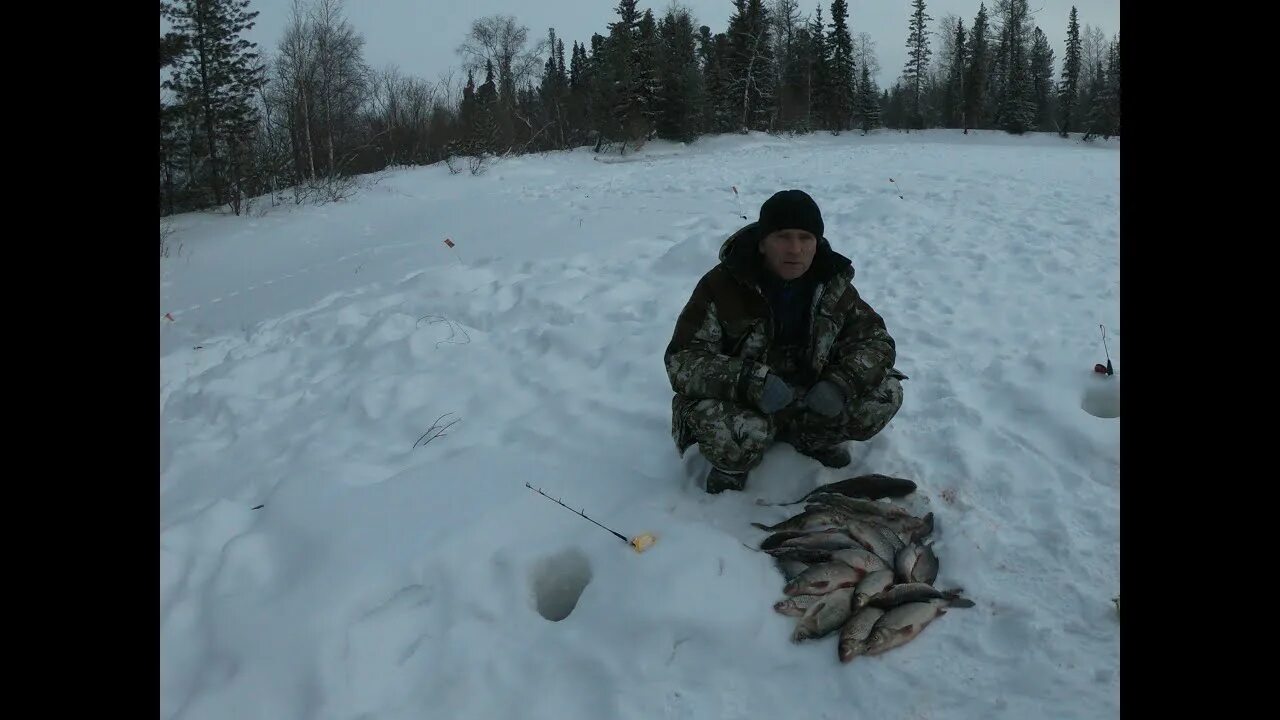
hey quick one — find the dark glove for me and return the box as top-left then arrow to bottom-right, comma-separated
805,380 -> 845,417
759,373 -> 795,414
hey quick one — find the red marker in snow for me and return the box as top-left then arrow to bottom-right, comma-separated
164,312 -> 174,322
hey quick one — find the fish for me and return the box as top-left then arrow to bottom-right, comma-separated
771,528 -> 863,553
805,494 -> 916,522
804,501 -> 934,547
804,499 -> 912,527
868,583 -> 974,609
804,495 -> 892,521
894,542 -> 940,585
751,507 -> 849,533
780,474 -> 918,505
774,594 -> 824,617
844,519 -> 902,565
877,511 -> 935,542
759,530 -> 808,551
872,521 -> 907,555
783,561 -> 866,596
909,512 -> 935,543
768,547 -> 836,565
775,558 -> 810,581
837,606 -> 887,663
827,547 -> 892,575
849,569 -> 897,614
863,597 -> 963,656
773,491 -> 936,543
792,586 -> 857,643
855,517 -> 919,549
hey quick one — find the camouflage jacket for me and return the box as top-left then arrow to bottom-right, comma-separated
664,223 -> 898,434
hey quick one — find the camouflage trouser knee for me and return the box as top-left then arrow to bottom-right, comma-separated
671,376 -> 903,472
780,376 -> 904,452
674,398 -> 777,473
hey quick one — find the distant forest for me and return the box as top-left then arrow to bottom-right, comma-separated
160,0 -> 1119,222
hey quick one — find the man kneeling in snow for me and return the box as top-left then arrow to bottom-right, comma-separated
664,190 -> 907,494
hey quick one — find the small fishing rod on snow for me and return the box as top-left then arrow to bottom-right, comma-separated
525,482 -> 656,553
731,185 -> 748,219
1094,324 -> 1115,376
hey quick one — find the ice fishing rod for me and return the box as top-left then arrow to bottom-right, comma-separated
731,185 -> 748,219
525,482 -> 656,553
1094,324 -> 1114,376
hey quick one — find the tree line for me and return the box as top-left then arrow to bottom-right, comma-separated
159,0 -> 1120,225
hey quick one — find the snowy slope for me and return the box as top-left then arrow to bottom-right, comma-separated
160,129 -> 1120,720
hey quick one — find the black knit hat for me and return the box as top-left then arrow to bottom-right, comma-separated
758,189 -> 824,239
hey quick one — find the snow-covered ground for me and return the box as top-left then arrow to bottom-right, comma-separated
160,129 -> 1120,720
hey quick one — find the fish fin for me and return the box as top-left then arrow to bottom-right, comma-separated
792,604 -> 825,642
761,531 -> 806,550
750,522 -> 772,531
949,598 -> 976,608
913,512 -> 935,541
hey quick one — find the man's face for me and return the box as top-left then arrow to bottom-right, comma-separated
759,228 -> 818,280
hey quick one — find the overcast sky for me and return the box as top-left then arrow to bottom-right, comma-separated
240,0 -> 1119,93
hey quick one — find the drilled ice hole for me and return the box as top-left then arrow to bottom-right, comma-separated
1081,375 -> 1120,419
531,547 -> 593,622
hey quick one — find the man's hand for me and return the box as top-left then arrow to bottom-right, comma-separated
805,380 -> 845,417
759,373 -> 795,414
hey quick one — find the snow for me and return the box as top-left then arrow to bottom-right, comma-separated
160,129 -> 1120,720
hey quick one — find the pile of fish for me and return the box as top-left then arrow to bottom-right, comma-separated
753,474 -> 974,663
